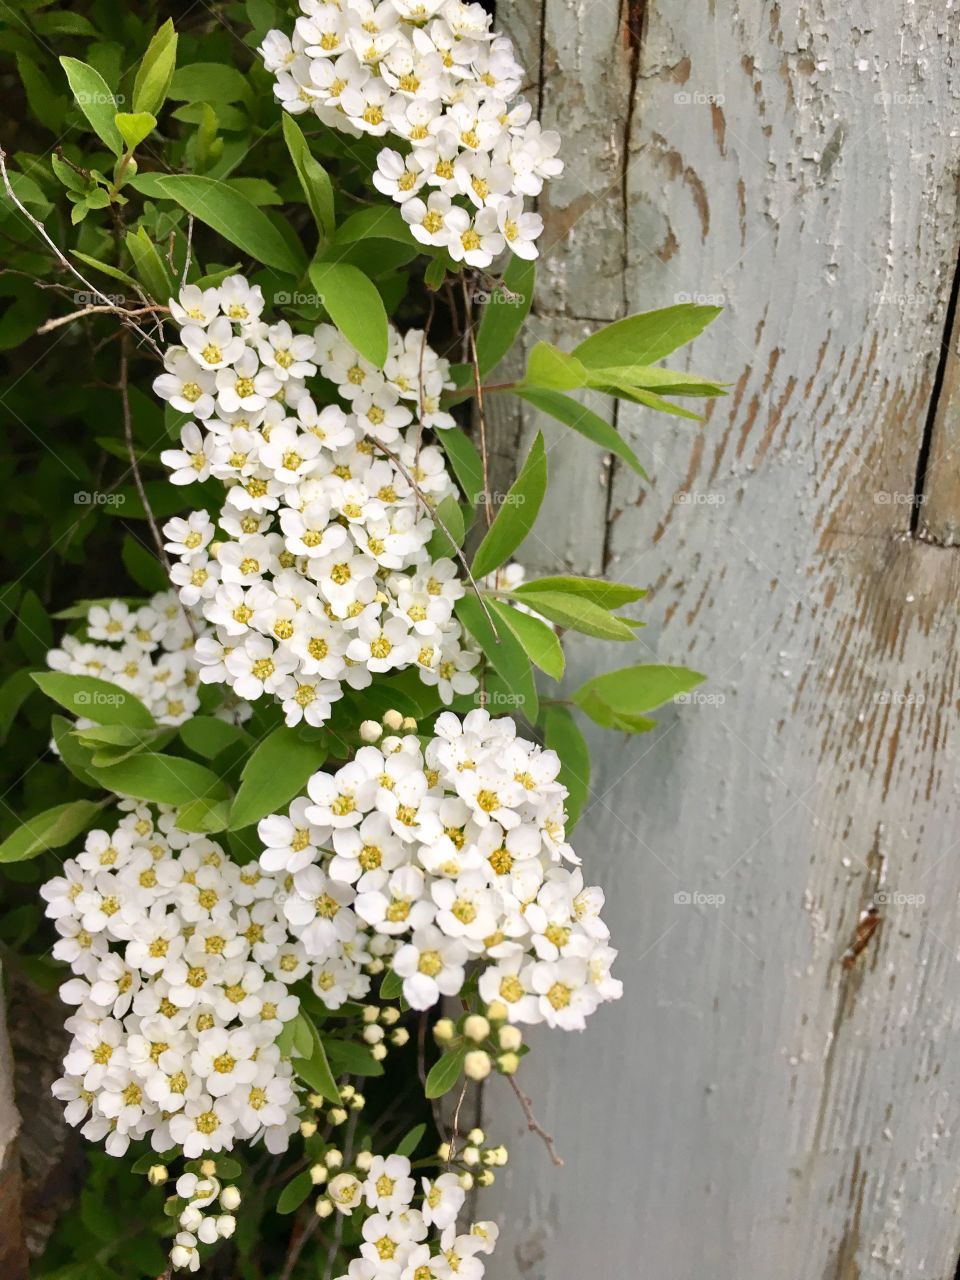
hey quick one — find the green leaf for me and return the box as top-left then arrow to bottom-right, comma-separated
307,261 -> 388,368
331,204 -> 417,249
514,386 -> 647,479
114,112 -> 156,151
380,969 -> 404,1001
228,727 -> 327,831
292,1019 -> 341,1104
71,251 -> 140,291
426,495 -> 466,559
122,534 -> 168,592
595,383 -> 705,421
571,303 -> 721,370
282,114 -> 335,243
88,753 -> 229,807
323,1038 -> 383,1077
176,796 -> 230,834
0,669 -> 37,744
504,590 -> 636,641
125,226 -> 174,305
132,20 -> 178,115
51,715 -> 98,786
455,595 -> 537,722
573,664 -> 706,732
471,432 -> 547,580
512,575 -> 645,608
59,57 -> 122,155
542,705 -> 590,829
156,175 -> 305,277
586,365 -> 725,397
0,799 -> 105,864
524,342 -> 587,391
32,672 -> 155,729
490,600 -> 563,681
179,716 -> 251,760
169,63 -> 252,107
277,1171 -> 314,1216
395,1123 -> 426,1157
475,256 -> 535,375
425,1045 -> 467,1099
440,430 -> 484,506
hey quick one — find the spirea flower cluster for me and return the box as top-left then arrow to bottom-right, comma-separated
260,0 -> 560,267
42,804 -> 306,1160
315,1145 -> 500,1280
46,591 -> 201,727
262,709 -> 622,1029
154,276 -> 481,728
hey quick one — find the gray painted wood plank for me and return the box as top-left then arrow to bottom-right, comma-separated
485,3 -> 960,1277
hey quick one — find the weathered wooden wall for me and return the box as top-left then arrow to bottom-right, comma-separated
485,2 -> 960,1277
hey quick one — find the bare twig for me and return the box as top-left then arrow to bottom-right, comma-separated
0,145 -> 165,359
119,334 -> 197,638
508,1074 -> 564,1167
446,1080 -> 468,1165
413,290 -> 436,505
181,214 -> 194,287
369,436 -> 500,638
37,303 -> 168,335
460,275 -> 493,528
279,1214 -> 320,1280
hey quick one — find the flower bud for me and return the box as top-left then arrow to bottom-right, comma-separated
363,1023 -> 384,1044
327,1107 -> 348,1126
463,1146 -> 480,1166
362,1005 -> 379,1023
497,1052 -> 519,1075
485,1001 -> 509,1023
309,1163 -> 328,1185
498,1025 -> 522,1051
380,1006 -> 400,1025
355,1150 -> 374,1172
391,1027 -> 410,1047
300,1119 -> 318,1138
434,1018 -> 456,1044
478,1169 -> 495,1187
350,1092 -> 366,1110
170,1245 -> 194,1269
383,709 -> 404,731
467,1128 -> 485,1144
179,1206 -> 203,1232
325,1149 -> 343,1169
464,1050 -> 492,1080
148,1164 -> 168,1186
315,1197 -> 334,1218
200,1159 -> 217,1177
459,1172 -> 474,1190
216,1214 -> 237,1238
463,1015 -> 490,1043
371,1042 -> 388,1061
437,1142 -> 451,1161
360,720 -> 383,743
401,716 -> 418,732
220,1186 -> 241,1212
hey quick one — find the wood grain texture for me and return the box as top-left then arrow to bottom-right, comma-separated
484,3 -> 960,1277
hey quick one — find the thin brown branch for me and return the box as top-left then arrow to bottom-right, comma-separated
119,334 -> 197,638
37,303 -> 169,335
508,1074 -> 564,1167
279,1214 -> 320,1280
181,215 -> 194,287
0,145 -> 164,359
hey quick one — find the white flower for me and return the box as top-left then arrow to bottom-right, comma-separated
392,925 -> 468,1009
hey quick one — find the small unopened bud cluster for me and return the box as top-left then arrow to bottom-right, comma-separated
438,1127 -> 509,1189
168,1171 -> 241,1272
435,1003 -> 527,1081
